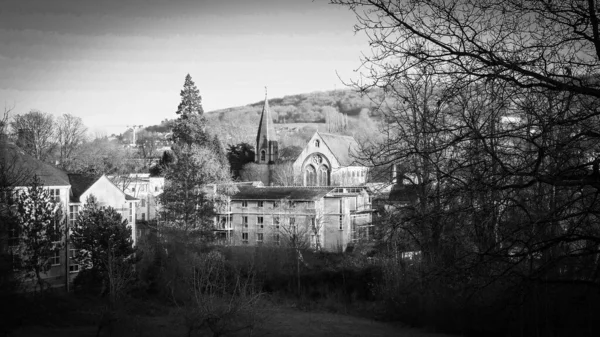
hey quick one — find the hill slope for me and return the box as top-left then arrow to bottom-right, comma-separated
205,88 -> 383,148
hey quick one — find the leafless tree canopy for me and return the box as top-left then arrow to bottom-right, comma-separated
10,110 -> 56,161
56,113 -> 87,168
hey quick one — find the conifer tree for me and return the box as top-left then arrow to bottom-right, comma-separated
14,176 -> 63,292
70,195 -> 135,295
176,74 -> 204,117
171,74 -> 209,146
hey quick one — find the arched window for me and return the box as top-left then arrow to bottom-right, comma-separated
314,139 -> 320,148
306,166 -> 317,186
260,150 -> 266,162
318,166 -> 329,186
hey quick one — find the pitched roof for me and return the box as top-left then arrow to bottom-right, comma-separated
256,92 -> 276,146
232,186 -> 334,201
0,141 -> 70,187
68,174 -> 100,202
318,132 -> 360,166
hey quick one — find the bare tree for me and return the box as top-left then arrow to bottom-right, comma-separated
10,110 -> 56,161
0,102 -> 14,139
56,113 -> 87,168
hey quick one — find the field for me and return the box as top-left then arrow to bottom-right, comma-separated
12,304 -> 454,337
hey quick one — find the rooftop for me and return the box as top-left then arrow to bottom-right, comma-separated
231,185 -> 334,201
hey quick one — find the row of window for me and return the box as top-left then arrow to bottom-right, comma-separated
242,232 -> 279,244
240,200 -> 313,209
241,216 -> 295,228
68,203 -> 134,226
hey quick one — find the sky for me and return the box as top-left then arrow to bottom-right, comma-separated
0,0 -> 369,135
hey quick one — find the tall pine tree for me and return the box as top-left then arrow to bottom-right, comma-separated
176,74 -> 204,117
172,74 -> 209,146
161,74 -> 233,234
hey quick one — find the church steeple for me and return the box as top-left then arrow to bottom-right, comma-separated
256,87 -> 278,164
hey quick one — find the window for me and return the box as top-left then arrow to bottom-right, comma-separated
69,249 -> 79,273
155,186 -> 158,192
260,150 -> 266,162
132,187 -> 136,192
241,201 -> 248,208
141,198 -> 146,207
49,250 -> 60,266
273,201 -> 279,208
257,216 -> 264,229
48,188 -> 60,202
242,232 -> 249,243
274,234 -> 280,245
273,217 -> 280,229
314,139 -> 320,148
339,215 -> 343,230
290,217 -> 296,231
141,213 -> 146,221
257,201 -> 264,208
128,202 -> 133,223
257,233 -> 264,244
243,216 -> 248,228
69,205 -> 79,227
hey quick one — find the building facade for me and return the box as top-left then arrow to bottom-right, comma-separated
213,185 -> 373,252
1,141 -> 139,289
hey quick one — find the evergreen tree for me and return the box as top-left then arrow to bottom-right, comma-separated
171,74 -> 209,146
176,74 -> 204,117
70,195 -> 135,294
162,74 -> 234,238
161,145 -> 231,233
13,176 -> 63,292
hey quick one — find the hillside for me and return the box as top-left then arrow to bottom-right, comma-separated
205,88 -> 384,148
140,88 -> 384,150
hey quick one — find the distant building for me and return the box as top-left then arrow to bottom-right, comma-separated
213,185 -> 373,252
243,91 -> 369,187
109,173 -> 164,223
215,90 -> 375,251
1,141 -> 139,289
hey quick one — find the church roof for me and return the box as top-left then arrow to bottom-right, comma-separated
256,91 -> 276,146
0,140 -> 70,187
318,132 -> 360,166
232,186 -> 334,201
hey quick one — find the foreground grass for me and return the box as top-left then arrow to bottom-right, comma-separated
10,297 -> 454,337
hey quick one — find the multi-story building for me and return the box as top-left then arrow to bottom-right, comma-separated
109,173 -> 164,223
1,141 -> 139,289
213,184 -> 373,252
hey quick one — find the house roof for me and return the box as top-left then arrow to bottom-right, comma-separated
231,186 -> 334,201
68,174 -> 100,202
318,132 -> 360,166
0,141 -> 70,187
125,194 -> 139,201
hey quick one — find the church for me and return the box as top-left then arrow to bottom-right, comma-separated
213,92 -> 374,252
251,91 -> 369,187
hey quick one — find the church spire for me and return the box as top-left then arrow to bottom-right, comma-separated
256,87 -> 278,164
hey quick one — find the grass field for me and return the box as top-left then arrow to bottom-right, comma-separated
12,302 -> 455,337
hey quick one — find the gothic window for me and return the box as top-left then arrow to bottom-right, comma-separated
260,150 -> 266,162
306,165 -> 317,186
318,166 -> 329,186
314,139 -> 320,148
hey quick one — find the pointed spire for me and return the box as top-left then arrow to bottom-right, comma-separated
256,86 -> 275,149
